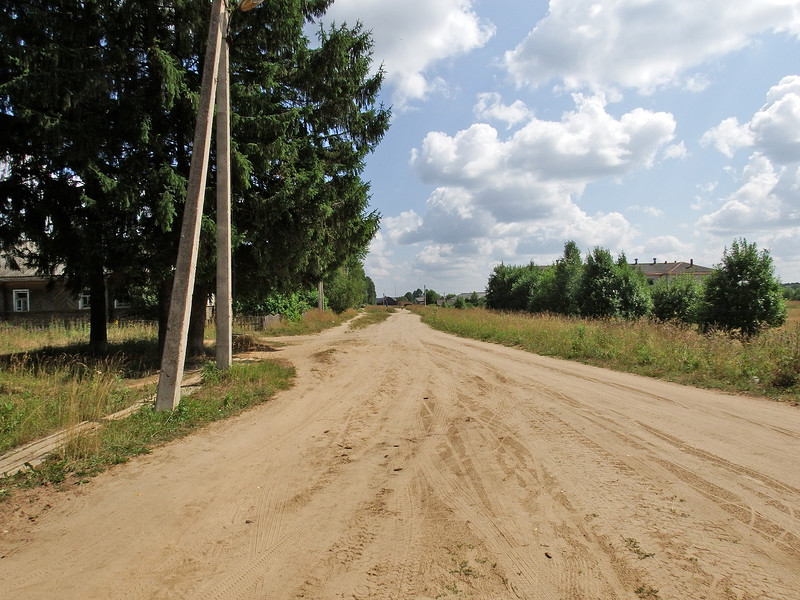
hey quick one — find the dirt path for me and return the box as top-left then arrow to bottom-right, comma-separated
1,310 -> 799,599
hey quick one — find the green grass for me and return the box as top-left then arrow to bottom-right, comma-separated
235,308 -> 357,336
0,308 -> 375,498
785,300 -> 800,330
349,305 -> 396,330
420,307 -> 800,401
0,358 -> 144,454
2,360 -> 293,497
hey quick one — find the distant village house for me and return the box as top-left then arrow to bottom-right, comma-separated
0,253 -> 129,322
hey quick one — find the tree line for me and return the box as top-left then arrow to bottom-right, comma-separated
485,239 -> 787,337
0,0 -> 389,354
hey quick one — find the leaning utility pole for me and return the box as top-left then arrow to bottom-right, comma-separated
155,0 -> 226,411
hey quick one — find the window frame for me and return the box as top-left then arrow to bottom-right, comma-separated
13,289 -> 30,312
78,289 -> 91,310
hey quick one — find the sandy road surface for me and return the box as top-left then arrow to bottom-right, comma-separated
1,310 -> 799,599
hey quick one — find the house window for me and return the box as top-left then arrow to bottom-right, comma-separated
79,290 -> 91,310
13,289 -> 30,312
114,298 -> 131,309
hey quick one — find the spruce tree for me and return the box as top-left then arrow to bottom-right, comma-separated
0,0 -> 389,354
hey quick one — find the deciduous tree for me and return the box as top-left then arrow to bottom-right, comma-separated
698,238 -> 787,336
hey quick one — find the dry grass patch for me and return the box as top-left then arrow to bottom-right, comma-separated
421,307 -> 799,401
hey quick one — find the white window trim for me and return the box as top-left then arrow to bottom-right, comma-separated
13,289 -> 30,312
79,290 -> 91,310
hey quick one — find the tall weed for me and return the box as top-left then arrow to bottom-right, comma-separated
421,307 -> 799,401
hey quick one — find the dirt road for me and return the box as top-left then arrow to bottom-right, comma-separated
2,310 -> 799,599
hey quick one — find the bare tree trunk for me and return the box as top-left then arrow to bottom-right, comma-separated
187,283 -> 209,358
89,263 -> 108,355
157,276 -> 172,358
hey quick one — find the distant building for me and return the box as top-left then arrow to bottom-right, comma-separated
631,258 -> 714,284
1,252 -> 130,322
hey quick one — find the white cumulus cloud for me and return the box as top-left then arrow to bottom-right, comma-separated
398,93 -> 679,262
473,93 -> 532,129
698,77 -> 800,247
318,0 -> 495,108
412,93 -> 676,191
503,0 -> 800,94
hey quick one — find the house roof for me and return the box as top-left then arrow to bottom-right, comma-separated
0,251 -> 63,280
0,255 -> 39,279
631,260 -> 714,277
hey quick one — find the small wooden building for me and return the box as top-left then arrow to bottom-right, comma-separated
0,254 -> 128,322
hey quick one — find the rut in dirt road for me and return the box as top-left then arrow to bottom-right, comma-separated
1,309 -> 799,599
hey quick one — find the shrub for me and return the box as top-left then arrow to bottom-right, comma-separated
651,275 -> 701,323
697,238 -> 787,336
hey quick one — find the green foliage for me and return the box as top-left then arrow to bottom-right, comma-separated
698,238 -> 787,336
652,275 -> 701,323
234,290 -> 314,322
487,243 -> 649,320
425,288 -> 441,306
486,262 -> 539,310
0,0 -> 389,347
325,257 -> 368,313
782,284 -> 800,300
578,248 -> 623,318
365,276 -> 377,305
547,240 -> 583,315
614,254 -> 653,319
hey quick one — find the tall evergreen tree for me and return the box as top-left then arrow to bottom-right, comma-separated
0,0 -> 389,354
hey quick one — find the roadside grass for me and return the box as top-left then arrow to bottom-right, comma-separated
0,307 -> 367,498
0,356 -> 144,454
349,305 -> 396,330
3,360 -> 293,496
243,308 -> 357,336
0,325 -> 163,455
419,307 -> 800,402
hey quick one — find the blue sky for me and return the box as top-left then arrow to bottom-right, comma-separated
316,0 -> 800,297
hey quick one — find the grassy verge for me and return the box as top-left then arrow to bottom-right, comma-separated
419,307 -> 800,402
243,308 -> 357,336
1,360 -> 293,499
0,309 -> 356,452
0,358 -> 145,454
349,305 -> 396,330
0,307 -> 372,499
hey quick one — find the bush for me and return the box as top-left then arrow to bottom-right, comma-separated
578,248 -> 651,319
651,275 -> 701,323
234,291 -> 313,322
697,238 -> 787,336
